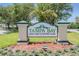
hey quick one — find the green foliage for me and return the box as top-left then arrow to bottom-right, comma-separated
0,4 -> 34,30
0,3 -> 72,31
30,3 -> 72,24
68,23 -> 79,29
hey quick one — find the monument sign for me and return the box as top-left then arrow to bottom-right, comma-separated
28,23 -> 57,37
17,21 -> 70,45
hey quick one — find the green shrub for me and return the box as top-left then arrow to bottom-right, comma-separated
54,50 -> 64,56
68,23 -> 79,29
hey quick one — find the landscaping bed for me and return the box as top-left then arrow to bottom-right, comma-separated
0,32 -> 79,56
8,42 -> 72,52
0,43 -> 78,56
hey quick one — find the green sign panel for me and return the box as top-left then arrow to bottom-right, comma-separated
28,23 -> 57,36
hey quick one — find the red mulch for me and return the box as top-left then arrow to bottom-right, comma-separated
8,42 -> 73,52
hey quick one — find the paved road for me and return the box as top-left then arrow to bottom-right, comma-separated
0,30 -> 8,34
67,29 -> 79,33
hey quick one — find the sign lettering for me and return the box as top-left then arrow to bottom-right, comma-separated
28,23 -> 57,36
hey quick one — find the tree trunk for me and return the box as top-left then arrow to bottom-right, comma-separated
15,24 -> 18,29
7,23 -> 10,30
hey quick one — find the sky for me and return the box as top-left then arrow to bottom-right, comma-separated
68,3 -> 79,22
0,3 -> 79,22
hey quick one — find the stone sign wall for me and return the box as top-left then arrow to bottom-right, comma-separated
17,21 -> 70,45
28,23 -> 57,37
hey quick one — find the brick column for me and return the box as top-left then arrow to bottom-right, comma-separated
57,22 -> 70,44
17,21 -> 29,44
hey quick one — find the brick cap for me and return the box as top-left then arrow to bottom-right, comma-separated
16,21 -> 28,24
58,22 -> 70,24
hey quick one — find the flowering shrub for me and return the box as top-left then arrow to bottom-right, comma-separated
0,46 -> 79,56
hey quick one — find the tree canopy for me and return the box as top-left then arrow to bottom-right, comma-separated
0,3 -> 34,29
30,3 -> 73,24
0,3 -> 73,30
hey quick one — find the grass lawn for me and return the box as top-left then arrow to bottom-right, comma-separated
68,32 -> 79,45
0,32 -> 79,48
0,32 -> 18,48
30,37 -> 56,42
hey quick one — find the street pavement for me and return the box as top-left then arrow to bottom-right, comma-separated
0,30 -> 8,34
67,29 -> 79,33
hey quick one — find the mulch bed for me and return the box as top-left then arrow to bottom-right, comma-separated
8,42 -> 73,52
